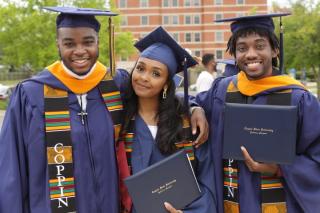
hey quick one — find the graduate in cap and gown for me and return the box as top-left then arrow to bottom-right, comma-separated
0,7 -> 209,213
118,26 -> 217,213
195,13 -> 320,212
0,6 -> 130,213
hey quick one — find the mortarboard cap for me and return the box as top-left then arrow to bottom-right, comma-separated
216,59 -> 238,77
134,26 -> 198,111
173,74 -> 184,88
44,6 -> 118,32
215,13 -> 290,33
44,6 -> 118,75
134,26 -> 197,77
215,13 -> 291,73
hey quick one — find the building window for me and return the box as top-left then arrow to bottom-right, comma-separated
194,15 -> 200,24
193,0 -> 200,6
119,0 -> 127,8
215,13 -> 223,21
194,50 -> 201,57
172,33 -> 179,42
215,31 -> 224,42
214,0 -> 223,5
184,0 -> 191,6
163,0 -> 169,7
216,50 -> 223,59
185,33 -> 192,42
140,0 -> 148,7
163,0 -> 178,7
141,16 -> 149,25
120,16 -> 127,26
172,15 -> 179,25
185,15 -> 192,24
172,0 -> 178,6
163,15 -> 179,25
163,15 -> 170,25
194,32 -> 201,42
236,0 -> 245,4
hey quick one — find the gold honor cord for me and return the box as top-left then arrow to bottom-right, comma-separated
279,16 -> 284,74
108,17 -> 116,76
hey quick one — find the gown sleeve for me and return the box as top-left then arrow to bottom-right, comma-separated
195,77 -> 229,121
0,84 -> 33,213
280,91 -> 320,212
182,141 -> 217,213
114,68 -> 130,95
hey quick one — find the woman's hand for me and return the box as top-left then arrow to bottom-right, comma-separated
164,202 -> 183,213
241,146 -> 279,174
190,107 -> 209,148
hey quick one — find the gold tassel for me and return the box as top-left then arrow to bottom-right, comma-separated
108,17 -> 116,76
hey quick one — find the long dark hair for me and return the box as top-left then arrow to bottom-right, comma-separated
226,27 -> 280,68
122,66 -> 185,155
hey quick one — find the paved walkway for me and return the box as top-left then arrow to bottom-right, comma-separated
0,110 -> 5,130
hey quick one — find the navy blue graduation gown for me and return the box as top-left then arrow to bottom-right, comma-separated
0,69 -> 129,213
196,76 -> 320,213
131,115 -> 217,213
196,76 -> 320,212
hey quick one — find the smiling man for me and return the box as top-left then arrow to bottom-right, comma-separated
0,7 -> 129,213
57,27 -> 99,74
196,14 -> 320,212
0,7 -> 210,213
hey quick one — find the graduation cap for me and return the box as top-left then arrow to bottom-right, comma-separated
215,13 -> 291,73
216,59 -> 238,77
43,6 -> 118,74
134,26 -> 198,111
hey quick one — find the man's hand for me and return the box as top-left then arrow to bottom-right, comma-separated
241,146 -> 279,174
164,202 -> 183,213
190,107 -> 209,148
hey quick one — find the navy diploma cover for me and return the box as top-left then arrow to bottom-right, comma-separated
124,150 -> 201,213
223,103 -> 297,164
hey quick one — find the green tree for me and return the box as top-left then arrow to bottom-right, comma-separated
0,0 -> 135,73
280,0 -> 320,98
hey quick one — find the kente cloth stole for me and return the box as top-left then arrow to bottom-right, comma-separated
97,72 -> 124,142
44,73 -> 123,213
223,80 -> 290,213
121,114 -> 197,174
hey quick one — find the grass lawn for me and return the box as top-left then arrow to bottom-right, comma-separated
0,99 -> 9,110
0,79 -> 21,110
0,79 -> 22,86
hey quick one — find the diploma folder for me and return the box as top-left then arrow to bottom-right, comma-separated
124,150 -> 201,213
223,103 -> 297,164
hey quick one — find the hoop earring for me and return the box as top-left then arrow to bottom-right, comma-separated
162,87 -> 167,99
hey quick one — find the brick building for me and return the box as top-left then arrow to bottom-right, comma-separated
115,0 -> 268,65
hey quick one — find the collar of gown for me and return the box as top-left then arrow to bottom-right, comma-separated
237,71 -> 306,96
46,60 -> 106,94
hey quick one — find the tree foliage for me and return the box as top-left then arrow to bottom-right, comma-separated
0,0 -> 135,73
277,0 -> 320,98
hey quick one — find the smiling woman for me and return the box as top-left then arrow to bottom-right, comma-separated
131,57 -> 169,103
119,26 -> 216,213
